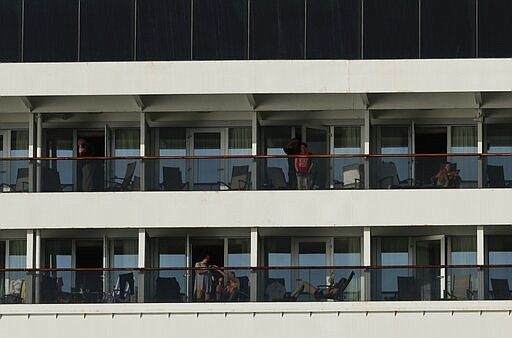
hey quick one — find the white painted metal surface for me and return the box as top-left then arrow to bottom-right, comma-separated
1,59 -> 511,97
0,189 -> 510,229
0,302 -> 510,338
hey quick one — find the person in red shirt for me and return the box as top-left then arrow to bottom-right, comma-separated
294,142 -> 313,189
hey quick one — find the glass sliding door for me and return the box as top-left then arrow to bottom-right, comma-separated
373,237 -> 409,300
450,126 -> 477,187
334,126 -> 362,189
373,126 -> 411,188
155,238 -> 186,300
334,237 -> 361,300
157,128 -> 187,190
228,128 -> 251,187
304,127 -> 329,189
485,125 -> 512,187
190,130 -> 225,190
10,130 -> 29,189
295,239 -> 329,300
112,128 -> 140,189
413,238 -> 443,300
45,129 -> 74,190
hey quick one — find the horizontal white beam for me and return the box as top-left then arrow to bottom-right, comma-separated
0,59 -> 511,97
0,189 -> 511,229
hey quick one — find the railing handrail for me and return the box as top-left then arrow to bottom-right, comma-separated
0,264 -> 509,273
0,152 -> 510,161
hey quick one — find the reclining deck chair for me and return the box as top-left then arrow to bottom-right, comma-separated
266,167 -> 288,189
397,276 -> 419,300
160,167 -> 189,191
446,274 -> 474,300
113,272 -> 135,302
491,278 -> 512,300
219,165 -> 250,190
107,162 -> 136,191
155,276 -> 181,302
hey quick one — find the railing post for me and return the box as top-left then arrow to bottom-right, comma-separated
250,227 -> 259,301
477,225 -> 485,300
362,227 -> 371,301
138,228 -> 146,303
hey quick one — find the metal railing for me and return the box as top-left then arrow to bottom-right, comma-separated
1,264 -> 511,304
0,152 -> 509,192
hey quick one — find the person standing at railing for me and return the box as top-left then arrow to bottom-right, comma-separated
295,142 -> 313,190
77,138 -> 97,192
194,255 -> 213,302
283,137 -> 300,189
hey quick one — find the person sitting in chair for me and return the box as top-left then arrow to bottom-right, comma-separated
290,272 -> 353,300
215,270 -> 240,301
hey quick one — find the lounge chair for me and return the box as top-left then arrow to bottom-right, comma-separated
266,167 -> 288,189
219,165 -> 250,190
160,166 -> 189,191
446,274 -> 474,300
341,163 -> 363,189
113,272 -> 135,302
265,277 -> 286,301
491,278 -> 512,300
397,276 -> 418,300
487,165 -> 508,188
155,276 -> 181,302
107,162 -> 136,191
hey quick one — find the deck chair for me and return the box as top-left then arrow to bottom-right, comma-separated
446,274 -> 474,300
107,162 -> 136,191
265,278 -> 286,301
317,270 -> 355,301
397,276 -> 418,300
14,168 -> 29,192
487,165 -> 507,188
160,167 -> 189,191
491,278 -> 512,300
219,165 -> 250,190
155,277 -> 181,302
266,167 -> 287,189
378,161 -> 412,189
236,276 -> 250,301
113,272 -> 135,302
341,163 -> 362,189
41,167 -> 72,192
40,275 -> 59,303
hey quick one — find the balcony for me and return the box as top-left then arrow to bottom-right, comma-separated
2,265 -> 511,304
0,152 -> 510,193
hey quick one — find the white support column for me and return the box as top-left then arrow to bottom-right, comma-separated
34,230 -> 41,304
250,227 -> 258,301
138,228 -> 146,302
363,110 -> 370,189
362,227 -> 371,301
477,225 -> 485,300
251,111 -> 258,190
139,112 -> 146,191
477,112 -> 484,188
28,114 -> 35,192
36,114 -> 42,192
26,230 -> 35,304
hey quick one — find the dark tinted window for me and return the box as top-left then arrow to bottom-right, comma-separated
0,0 -> 21,62
250,0 -> 304,59
193,0 -> 247,60
363,0 -> 418,59
421,0 -> 475,58
24,0 -> 79,62
136,0 -> 191,60
80,0 -> 135,61
307,0 -> 361,59
479,0 -> 512,58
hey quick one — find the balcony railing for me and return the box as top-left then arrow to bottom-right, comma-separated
1,265 -> 511,304
0,153 -> 510,192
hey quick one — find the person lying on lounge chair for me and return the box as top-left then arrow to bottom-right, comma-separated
290,272 -> 353,300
